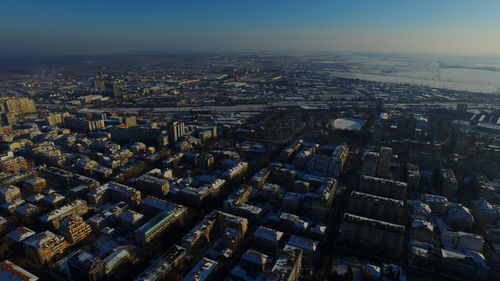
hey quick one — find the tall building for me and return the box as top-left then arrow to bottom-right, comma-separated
64,115 -> 105,132
1,112 -> 17,126
94,80 -> 105,91
46,113 -> 65,126
168,121 -> 186,143
198,154 -> 214,170
123,116 -> 137,127
359,175 -> 407,200
406,163 -> 421,191
104,82 -> 121,98
0,97 -> 37,115
361,151 -> 378,176
348,191 -> 405,224
340,213 -> 405,259
332,143 -> 349,174
376,98 -> 384,114
397,116 -> 417,137
456,103 -> 468,112
17,97 -> 37,113
474,174 -> 495,200
376,146 -> 392,178
440,168 -> 458,199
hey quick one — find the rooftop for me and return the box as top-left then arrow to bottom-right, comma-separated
253,226 -> 284,242
6,226 -> 36,243
0,260 -> 39,281
183,257 -> 218,281
344,213 -> 405,234
287,235 -> 318,252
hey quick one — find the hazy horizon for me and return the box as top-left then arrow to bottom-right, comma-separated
1,0 -> 500,56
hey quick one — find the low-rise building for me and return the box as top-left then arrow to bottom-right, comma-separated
250,168 -> 270,190
285,235 -> 318,269
118,209 -> 145,229
178,179 -> 226,206
181,210 -> 248,252
103,248 -> 132,277
0,185 -> 22,204
87,201 -> 128,230
67,250 -> 106,281
423,194 -> 448,215
135,204 -> 188,246
0,156 -> 30,173
410,218 -> 435,243
23,231 -> 69,264
253,226 -> 284,250
134,245 -> 187,281
135,169 -> 170,196
59,214 -> 92,244
6,226 -> 36,244
23,177 -> 47,194
39,199 -> 88,229
0,260 -> 39,281
447,203 -> 474,231
223,161 -> 249,181
15,202 -> 41,218
306,143 -> 348,177
87,182 -> 141,206
183,257 -> 218,281
266,248 -> 302,281
440,248 -> 488,280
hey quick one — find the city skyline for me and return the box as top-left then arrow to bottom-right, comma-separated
1,0 -> 500,55
0,2 -> 500,281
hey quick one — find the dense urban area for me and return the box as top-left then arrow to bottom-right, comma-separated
0,53 -> 499,281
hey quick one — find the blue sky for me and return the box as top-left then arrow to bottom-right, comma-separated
1,0 -> 499,55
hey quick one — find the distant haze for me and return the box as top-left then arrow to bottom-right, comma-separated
1,0 -> 499,55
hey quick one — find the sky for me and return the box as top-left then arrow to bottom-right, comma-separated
1,0 -> 500,55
